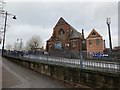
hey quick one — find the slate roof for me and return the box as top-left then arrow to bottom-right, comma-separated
69,26 -> 82,39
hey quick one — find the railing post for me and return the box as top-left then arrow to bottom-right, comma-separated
80,51 -> 83,80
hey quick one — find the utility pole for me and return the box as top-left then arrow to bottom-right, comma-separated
1,11 -> 7,56
106,17 -> 112,53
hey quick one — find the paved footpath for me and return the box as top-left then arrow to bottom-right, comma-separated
1,56 -> 67,88
1,56 -> 91,88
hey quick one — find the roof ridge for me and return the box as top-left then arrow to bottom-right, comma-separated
87,29 -> 102,39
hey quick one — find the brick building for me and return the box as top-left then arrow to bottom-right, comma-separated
46,17 -> 86,57
86,29 -> 105,56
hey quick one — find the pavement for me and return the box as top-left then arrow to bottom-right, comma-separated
1,55 -> 92,88
2,56 -> 67,88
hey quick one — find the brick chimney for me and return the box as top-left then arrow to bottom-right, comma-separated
82,29 -> 84,40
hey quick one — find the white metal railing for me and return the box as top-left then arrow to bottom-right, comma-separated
3,52 -> 120,73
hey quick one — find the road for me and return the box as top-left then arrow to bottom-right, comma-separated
1,56 -> 68,88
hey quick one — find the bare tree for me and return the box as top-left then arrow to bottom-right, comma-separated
13,42 -> 20,51
6,43 -> 12,50
26,35 -> 43,52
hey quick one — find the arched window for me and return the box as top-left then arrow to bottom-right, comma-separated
55,41 -> 62,49
58,28 -> 65,35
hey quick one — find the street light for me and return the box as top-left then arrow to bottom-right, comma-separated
2,11 -> 17,56
106,17 -> 112,53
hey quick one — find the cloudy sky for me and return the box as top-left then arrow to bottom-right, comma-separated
0,0 -> 118,49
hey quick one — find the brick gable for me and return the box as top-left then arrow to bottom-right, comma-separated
86,29 -> 105,55
46,17 -> 85,56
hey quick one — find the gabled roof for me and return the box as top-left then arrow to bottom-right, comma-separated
87,29 -> 102,39
55,17 -> 68,26
55,17 -> 82,39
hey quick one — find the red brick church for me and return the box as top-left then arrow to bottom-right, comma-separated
46,17 -> 86,57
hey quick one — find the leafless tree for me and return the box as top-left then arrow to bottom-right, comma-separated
26,35 -> 43,52
13,42 -> 19,50
5,43 -> 12,50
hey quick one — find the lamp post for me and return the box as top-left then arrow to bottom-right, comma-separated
1,11 -> 17,56
106,17 -> 112,53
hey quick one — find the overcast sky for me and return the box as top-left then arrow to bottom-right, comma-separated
0,0 -> 118,49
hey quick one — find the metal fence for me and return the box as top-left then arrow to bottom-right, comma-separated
2,50 -> 120,74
